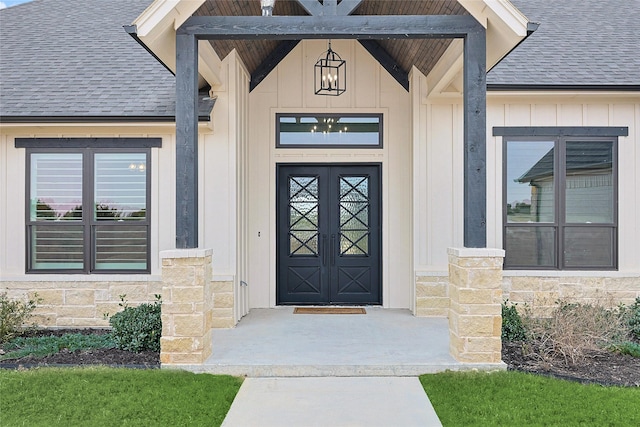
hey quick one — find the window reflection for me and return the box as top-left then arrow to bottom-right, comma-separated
565,142 -> 613,223
278,114 -> 381,147
506,141 -> 555,223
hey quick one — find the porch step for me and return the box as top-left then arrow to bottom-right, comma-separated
170,361 -> 505,377
165,308 -> 506,376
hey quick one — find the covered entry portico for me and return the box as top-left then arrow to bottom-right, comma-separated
138,0 -> 530,369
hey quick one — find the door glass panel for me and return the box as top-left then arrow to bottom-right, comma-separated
565,142 -> 614,224
289,176 -> 319,255
339,176 -> 369,255
506,141 -> 555,223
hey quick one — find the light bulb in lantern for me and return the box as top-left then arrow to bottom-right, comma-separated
261,0 -> 275,16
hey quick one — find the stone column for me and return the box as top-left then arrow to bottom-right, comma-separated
160,249 -> 213,365
448,248 -> 504,363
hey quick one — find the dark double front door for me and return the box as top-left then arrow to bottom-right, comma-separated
277,164 -> 381,305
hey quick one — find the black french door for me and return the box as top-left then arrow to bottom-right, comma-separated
277,164 -> 381,305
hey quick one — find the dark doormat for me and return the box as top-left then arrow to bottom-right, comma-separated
293,307 -> 366,314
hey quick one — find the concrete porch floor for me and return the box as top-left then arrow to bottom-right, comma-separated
181,307 -> 504,376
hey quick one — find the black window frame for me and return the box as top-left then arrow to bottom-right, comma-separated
276,113 -> 383,149
495,127 -> 627,271
18,138 -> 160,274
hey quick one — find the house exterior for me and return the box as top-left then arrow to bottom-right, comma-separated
1,0 -> 638,367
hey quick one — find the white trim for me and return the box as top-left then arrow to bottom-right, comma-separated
0,275 -> 162,282
415,271 -> 449,277
213,275 -> 235,282
503,270 -> 640,278
447,247 -> 505,258
458,0 -> 529,36
425,40 -> 463,99
160,248 -> 213,259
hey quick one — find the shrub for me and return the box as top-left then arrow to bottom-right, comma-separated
108,295 -> 162,353
624,297 -> 640,341
609,341 -> 640,358
524,300 -> 628,365
501,300 -> 527,342
0,292 -> 40,343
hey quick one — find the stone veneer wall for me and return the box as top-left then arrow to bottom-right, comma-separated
210,280 -> 235,328
415,275 -> 449,316
447,248 -> 504,364
503,276 -> 640,316
159,249 -> 236,365
160,249 -> 212,365
415,275 -> 640,319
1,280 -> 162,327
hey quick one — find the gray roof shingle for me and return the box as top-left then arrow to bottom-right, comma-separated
0,0 -> 213,121
488,0 -> 640,89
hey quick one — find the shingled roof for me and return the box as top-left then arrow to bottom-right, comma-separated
488,0 -> 640,90
0,0 -> 213,122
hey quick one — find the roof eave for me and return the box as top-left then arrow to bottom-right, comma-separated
130,0 -> 222,88
426,0 -> 533,98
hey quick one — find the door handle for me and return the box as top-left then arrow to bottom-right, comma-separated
331,234 -> 336,266
322,234 -> 327,266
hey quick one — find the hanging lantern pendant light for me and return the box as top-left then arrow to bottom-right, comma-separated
315,40 -> 346,96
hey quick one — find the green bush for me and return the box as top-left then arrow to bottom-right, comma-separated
609,341 -> 640,358
625,297 -> 640,341
501,300 -> 527,342
108,295 -> 162,353
0,292 -> 40,343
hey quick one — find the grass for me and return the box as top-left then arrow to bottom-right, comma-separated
0,367 -> 242,426
421,370 -> 640,427
0,333 -> 116,360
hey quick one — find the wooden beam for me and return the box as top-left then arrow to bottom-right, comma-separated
178,15 -> 482,40
250,40 -> 300,92
323,0 -> 337,16
295,0 -> 323,16
175,33 -> 199,249
296,0 -> 362,16
175,12 -> 489,248
336,0 -> 363,16
358,40 -> 409,91
463,26 -> 487,248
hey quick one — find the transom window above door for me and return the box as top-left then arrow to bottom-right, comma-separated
276,114 -> 382,148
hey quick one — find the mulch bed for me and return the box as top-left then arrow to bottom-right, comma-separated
502,341 -> 640,387
0,328 -> 159,369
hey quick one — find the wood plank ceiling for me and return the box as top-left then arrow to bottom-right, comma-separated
195,0 -> 468,88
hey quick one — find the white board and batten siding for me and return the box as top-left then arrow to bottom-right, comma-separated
413,90 -> 640,275
247,40 -> 413,309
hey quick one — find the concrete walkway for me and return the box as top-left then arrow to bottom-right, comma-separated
199,308 -> 503,426
221,377 -> 442,427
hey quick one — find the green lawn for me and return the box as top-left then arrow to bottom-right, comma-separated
421,371 -> 640,427
0,367 -> 242,426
